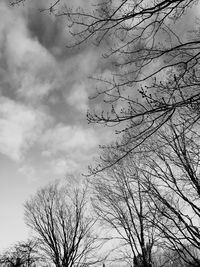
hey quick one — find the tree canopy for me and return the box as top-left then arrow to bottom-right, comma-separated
24,182 -> 100,267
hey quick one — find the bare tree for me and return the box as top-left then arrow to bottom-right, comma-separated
62,0 -> 200,142
153,244 -> 200,267
134,116 -> 200,266
91,103 -> 200,266
24,182 -> 101,267
0,239 -> 39,267
91,148 -> 159,267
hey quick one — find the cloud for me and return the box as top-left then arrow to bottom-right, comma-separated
41,123 -> 100,174
18,164 -> 37,182
66,83 -> 88,113
40,121 -> 117,176
52,158 -> 79,176
3,7 -> 58,102
0,2 -> 102,107
61,48 -> 101,115
0,2 -> 112,170
0,97 -> 47,161
21,0 -> 90,57
42,123 -> 98,155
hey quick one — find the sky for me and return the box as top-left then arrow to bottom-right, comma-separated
1,0 -> 200,252
0,0 -> 116,251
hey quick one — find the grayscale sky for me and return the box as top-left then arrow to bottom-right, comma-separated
0,0 -> 115,250
0,0 -> 199,251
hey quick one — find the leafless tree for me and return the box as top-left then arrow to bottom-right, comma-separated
133,115 -> 200,266
0,239 -> 40,267
91,104 -> 200,266
24,182 -> 101,267
153,244 -> 200,267
62,0 -> 200,142
91,148 -> 160,267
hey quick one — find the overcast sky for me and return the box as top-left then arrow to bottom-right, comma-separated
1,0 -> 200,252
0,0 -> 116,251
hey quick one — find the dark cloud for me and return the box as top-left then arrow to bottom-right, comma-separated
23,1 -> 66,56
28,12 -> 61,50
17,0 -> 90,59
